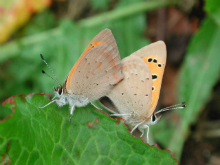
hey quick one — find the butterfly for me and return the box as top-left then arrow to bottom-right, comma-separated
40,29 -> 123,118
99,41 -> 186,143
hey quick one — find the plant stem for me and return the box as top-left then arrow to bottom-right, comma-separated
78,0 -> 178,27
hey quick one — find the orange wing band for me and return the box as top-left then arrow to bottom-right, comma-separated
142,55 -> 164,116
66,41 -> 106,89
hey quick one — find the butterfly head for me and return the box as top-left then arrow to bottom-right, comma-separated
150,113 -> 161,125
54,85 -> 64,97
149,102 -> 187,125
52,84 -> 69,107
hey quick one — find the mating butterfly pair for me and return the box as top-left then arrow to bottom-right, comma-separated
40,29 -> 185,143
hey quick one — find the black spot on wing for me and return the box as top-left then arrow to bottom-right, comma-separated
152,74 -> 157,80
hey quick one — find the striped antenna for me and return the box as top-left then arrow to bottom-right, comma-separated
40,54 -> 60,85
155,102 -> 186,115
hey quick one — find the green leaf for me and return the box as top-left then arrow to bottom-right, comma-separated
90,0 -> 111,10
0,94 -> 178,164
167,17 -> 220,159
204,0 -> 220,27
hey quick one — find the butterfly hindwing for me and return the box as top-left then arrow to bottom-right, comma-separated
131,41 -> 166,116
108,56 -> 152,120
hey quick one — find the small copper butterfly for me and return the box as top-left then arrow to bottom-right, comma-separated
40,29 -> 123,118
100,41 -> 186,143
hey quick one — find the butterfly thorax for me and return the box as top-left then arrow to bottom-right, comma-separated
54,85 -> 89,108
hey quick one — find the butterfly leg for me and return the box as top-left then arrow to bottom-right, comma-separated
130,121 -> 145,135
39,99 -> 58,109
90,101 -> 102,111
69,105 -> 75,122
51,95 -> 57,100
140,125 -> 149,143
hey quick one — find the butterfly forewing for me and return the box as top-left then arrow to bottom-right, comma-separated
131,41 -> 166,116
68,44 -> 123,101
108,56 -> 152,119
66,28 -> 120,91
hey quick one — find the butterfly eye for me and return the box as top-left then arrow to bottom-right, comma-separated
58,87 -> 63,95
151,113 -> 156,122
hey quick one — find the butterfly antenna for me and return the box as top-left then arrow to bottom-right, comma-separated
155,102 -> 186,115
42,70 -> 60,85
40,54 -> 60,85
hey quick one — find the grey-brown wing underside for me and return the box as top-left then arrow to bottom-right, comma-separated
131,41 -> 166,63
108,56 -> 152,117
131,41 -> 167,116
68,45 -> 123,101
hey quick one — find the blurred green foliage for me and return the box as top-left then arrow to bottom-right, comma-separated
91,0 -> 111,10
0,0 -> 220,163
151,0 -> 220,160
169,17 -> 220,159
1,0 -> 164,103
205,0 -> 220,26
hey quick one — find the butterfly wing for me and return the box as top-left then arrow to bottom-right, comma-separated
131,41 -> 166,116
66,43 -> 123,101
65,28 -> 121,91
108,56 -> 152,119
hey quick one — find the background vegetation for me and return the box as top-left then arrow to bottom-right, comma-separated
0,0 -> 220,164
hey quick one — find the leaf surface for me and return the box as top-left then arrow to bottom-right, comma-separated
0,94 -> 177,165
